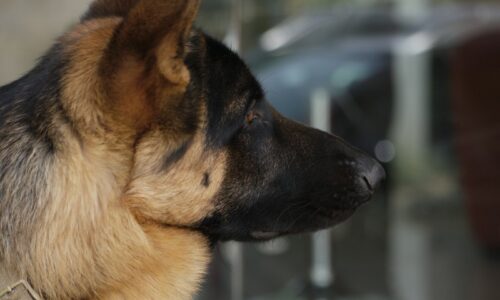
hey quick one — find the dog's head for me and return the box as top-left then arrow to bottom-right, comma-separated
66,0 -> 384,242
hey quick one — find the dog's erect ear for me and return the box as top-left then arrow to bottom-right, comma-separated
90,0 -> 201,130
82,0 -> 139,21
106,0 -> 200,86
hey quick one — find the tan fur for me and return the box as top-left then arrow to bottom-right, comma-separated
12,113 -> 211,299
126,130 -> 227,226
98,226 -> 210,300
61,17 -> 158,135
1,1 -> 215,298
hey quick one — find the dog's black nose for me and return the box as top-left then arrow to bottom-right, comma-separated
360,157 -> 386,192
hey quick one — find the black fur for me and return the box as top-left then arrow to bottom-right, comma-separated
183,33 -> 385,241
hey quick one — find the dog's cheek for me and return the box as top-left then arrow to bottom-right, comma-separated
124,130 -> 228,226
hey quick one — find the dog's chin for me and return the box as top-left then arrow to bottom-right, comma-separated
249,231 -> 282,240
197,201 -> 362,243
247,208 -> 357,242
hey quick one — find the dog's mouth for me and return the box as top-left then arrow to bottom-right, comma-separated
197,192 -> 369,243
316,207 -> 357,225
250,231 -> 282,240
246,207 -> 357,241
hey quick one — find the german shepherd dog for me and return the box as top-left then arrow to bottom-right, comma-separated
0,0 -> 385,299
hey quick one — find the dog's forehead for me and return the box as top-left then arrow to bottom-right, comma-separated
187,32 -> 264,145
199,33 -> 263,101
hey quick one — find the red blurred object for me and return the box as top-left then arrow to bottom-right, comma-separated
452,28 -> 500,249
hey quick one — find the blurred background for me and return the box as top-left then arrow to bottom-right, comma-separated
1,0 -> 500,299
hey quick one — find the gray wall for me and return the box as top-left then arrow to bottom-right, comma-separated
0,0 -> 92,85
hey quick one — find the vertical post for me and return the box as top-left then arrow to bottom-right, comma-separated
224,241 -> 244,300
310,88 -> 334,297
390,2 -> 432,299
392,32 -> 433,180
223,1 -> 244,300
390,27 -> 434,300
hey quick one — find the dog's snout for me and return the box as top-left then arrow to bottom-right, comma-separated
360,157 -> 385,192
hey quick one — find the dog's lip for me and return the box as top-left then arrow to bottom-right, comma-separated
249,208 -> 356,240
316,207 -> 356,223
250,231 -> 281,240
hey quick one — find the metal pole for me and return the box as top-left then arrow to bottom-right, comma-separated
223,1 -> 244,300
310,88 -> 335,298
390,1 -> 433,299
224,241 -> 244,300
390,31 -> 433,300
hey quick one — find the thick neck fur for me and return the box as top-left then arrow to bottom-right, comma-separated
0,38 -> 210,300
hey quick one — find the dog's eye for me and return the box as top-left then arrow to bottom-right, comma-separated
245,110 -> 261,126
243,100 -> 261,127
